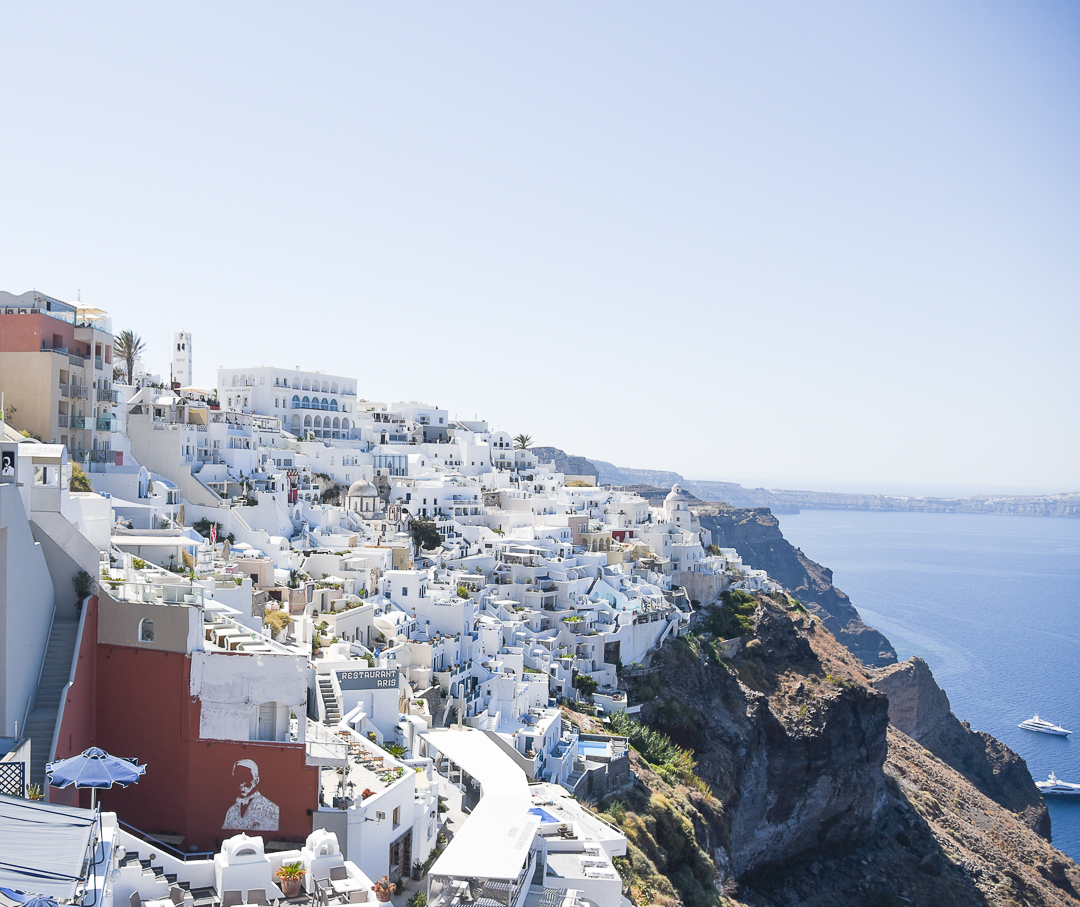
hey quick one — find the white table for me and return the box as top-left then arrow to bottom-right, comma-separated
330,878 -> 368,896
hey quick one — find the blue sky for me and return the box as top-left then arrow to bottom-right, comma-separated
1,2 -> 1077,495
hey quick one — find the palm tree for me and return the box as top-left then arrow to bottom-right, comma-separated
513,433 -> 533,450
114,330 -> 146,385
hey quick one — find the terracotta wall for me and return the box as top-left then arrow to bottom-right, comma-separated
93,645 -> 319,851
0,314 -> 79,354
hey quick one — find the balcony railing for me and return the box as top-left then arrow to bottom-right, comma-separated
291,401 -> 340,411
94,356 -> 103,371
58,382 -> 69,398
71,449 -> 119,464
70,386 -> 89,399
96,388 -> 120,403
96,418 -> 118,432
57,414 -> 68,427
70,416 -> 87,429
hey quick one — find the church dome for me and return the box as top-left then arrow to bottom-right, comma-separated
347,480 -> 378,498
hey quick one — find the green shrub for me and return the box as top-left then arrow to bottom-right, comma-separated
699,589 -> 758,639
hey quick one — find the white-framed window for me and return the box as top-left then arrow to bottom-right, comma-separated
139,618 -> 155,643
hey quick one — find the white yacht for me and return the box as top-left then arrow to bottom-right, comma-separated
1018,714 -> 1072,736
1037,772 -> 1080,797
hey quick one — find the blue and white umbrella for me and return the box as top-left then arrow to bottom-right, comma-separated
46,747 -> 146,809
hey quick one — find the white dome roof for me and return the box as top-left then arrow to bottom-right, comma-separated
347,480 -> 378,497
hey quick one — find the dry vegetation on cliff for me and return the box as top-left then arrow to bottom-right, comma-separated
579,591 -> 1080,907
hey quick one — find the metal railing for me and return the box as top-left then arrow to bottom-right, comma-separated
57,414 -> 68,427
70,385 -> 89,399
119,820 -> 215,862
96,388 -> 120,403
58,382 -> 69,398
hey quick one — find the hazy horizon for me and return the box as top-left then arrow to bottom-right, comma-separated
2,2 -> 1077,493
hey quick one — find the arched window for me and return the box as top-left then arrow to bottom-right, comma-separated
139,618 -> 155,643
330,399 -> 338,411
291,415 -> 300,429
292,394 -> 300,408
332,417 -> 340,429
302,396 -> 310,408
304,416 -> 312,427
330,382 -> 338,394
232,375 -> 238,386
314,416 -> 322,428
341,418 -> 349,430
321,381 -> 329,393
302,379 -> 311,391
321,397 -> 329,410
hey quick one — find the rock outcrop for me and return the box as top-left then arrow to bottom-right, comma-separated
872,656 -> 1051,838
692,502 -> 897,666
615,594 -> 1080,906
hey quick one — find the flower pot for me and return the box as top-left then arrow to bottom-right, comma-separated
279,877 -> 303,899
411,866 -> 423,882
375,891 -> 392,903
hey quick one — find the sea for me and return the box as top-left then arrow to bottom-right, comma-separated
776,509 -> 1080,863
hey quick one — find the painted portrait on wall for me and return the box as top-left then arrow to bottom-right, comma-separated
223,759 -> 280,831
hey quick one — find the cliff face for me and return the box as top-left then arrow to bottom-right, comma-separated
692,503 -> 897,666
616,596 -> 1080,906
872,657 -> 1051,838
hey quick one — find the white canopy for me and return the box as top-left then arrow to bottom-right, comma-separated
429,794 -> 538,880
0,793 -> 97,899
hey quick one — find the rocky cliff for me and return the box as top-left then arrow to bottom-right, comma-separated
604,595 -> 1080,906
872,657 -> 1051,838
692,502 -> 897,667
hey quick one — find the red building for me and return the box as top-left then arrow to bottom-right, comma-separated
53,587 -> 320,852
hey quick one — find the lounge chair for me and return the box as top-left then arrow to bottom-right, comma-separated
247,890 -> 269,906
329,867 -> 348,882
221,890 -> 244,907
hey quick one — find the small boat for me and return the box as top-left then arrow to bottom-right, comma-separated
1037,772 -> 1080,797
1018,715 -> 1071,736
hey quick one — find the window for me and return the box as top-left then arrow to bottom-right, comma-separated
393,806 -> 400,827
139,618 -> 155,643
402,587 -> 408,597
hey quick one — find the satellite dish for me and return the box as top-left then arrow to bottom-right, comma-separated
176,503 -> 185,527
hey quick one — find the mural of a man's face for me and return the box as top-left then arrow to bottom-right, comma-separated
235,764 -> 257,797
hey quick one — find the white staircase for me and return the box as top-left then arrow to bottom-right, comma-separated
26,619 -> 79,789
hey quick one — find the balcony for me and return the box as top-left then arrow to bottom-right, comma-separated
96,387 -> 120,403
94,356 -> 103,371
57,414 -> 68,427
71,449 -> 120,464
58,382 -> 69,398
96,417 -> 119,432
70,416 -> 87,429
70,385 -> 89,399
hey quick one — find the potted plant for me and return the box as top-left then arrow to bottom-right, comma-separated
411,861 -> 424,881
275,861 -> 306,898
372,876 -> 394,902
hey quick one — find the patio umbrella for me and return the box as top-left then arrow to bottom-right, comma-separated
20,897 -> 60,907
46,747 -> 146,809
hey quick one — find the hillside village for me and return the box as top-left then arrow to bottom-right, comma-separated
0,292 -> 785,907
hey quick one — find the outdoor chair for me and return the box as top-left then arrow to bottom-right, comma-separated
169,886 -> 188,907
329,867 -> 348,881
247,890 -> 269,906
348,892 -> 367,904
131,893 -> 143,907
221,890 -> 243,907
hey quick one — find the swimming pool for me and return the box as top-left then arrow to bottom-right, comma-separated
529,807 -> 560,823
578,740 -> 610,758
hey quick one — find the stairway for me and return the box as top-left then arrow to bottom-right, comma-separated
318,675 -> 341,725
26,619 -> 79,790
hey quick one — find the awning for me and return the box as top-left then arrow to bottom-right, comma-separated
429,794 -> 538,880
0,794 -> 97,900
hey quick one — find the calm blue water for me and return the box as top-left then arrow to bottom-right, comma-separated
777,510 -> 1080,862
